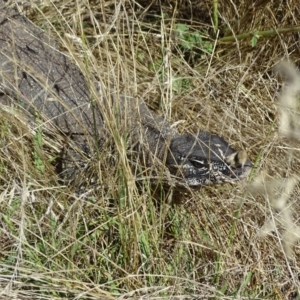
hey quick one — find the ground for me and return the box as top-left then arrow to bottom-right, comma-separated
0,0 -> 300,299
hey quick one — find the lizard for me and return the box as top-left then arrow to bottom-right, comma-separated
0,1 -> 252,188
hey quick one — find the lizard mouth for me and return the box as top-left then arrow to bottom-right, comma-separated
176,151 -> 253,187
173,160 -> 252,187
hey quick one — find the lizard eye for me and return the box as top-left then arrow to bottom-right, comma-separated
190,159 -> 206,169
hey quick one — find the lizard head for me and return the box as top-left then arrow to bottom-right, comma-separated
167,132 -> 252,187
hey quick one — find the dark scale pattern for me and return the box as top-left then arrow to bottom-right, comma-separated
0,2 -> 252,189
167,132 -> 251,186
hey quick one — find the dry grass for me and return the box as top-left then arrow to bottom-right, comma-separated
1,0 -> 300,299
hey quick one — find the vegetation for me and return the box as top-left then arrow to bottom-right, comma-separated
1,0 -> 300,299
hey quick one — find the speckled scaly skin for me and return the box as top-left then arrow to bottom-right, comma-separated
0,2 -> 252,188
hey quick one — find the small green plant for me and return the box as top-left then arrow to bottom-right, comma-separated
32,114 -> 57,177
172,76 -> 194,94
251,30 -> 259,47
174,24 -> 213,54
212,0 -> 219,32
33,121 -> 45,176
